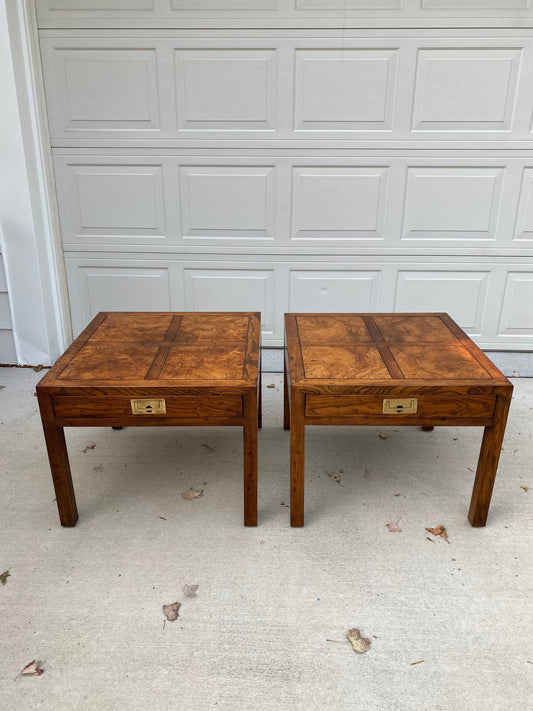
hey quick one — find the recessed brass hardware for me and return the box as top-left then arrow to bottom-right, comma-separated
382,398 -> 418,415
131,398 -> 166,414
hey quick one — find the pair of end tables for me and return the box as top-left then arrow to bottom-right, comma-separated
37,311 -> 512,528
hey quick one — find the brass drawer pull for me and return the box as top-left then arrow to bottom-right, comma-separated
383,398 -> 418,415
131,398 -> 166,414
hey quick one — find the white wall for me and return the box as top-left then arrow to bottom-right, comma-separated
0,0 -> 68,365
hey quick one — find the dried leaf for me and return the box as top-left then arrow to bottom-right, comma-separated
425,525 -> 450,543
410,660 -> 424,666
182,584 -> 199,598
162,602 -> 180,621
386,522 -> 402,533
18,660 -> 44,678
521,485 -> 529,492
181,488 -> 203,501
159,516 -> 167,520
378,433 -> 388,440
82,443 -> 96,453
266,383 -> 276,389
1,570 -> 10,585
347,628 -> 371,653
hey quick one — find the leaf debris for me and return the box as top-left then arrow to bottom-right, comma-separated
411,660 -> 425,666
266,383 -> 276,389
386,521 -> 402,533
181,488 -> 203,501
347,628 -> 371,654
378,432 -> 388,440
82,443 -> 96,453
521,485 -> 529,492
425,525 -> 450,543
162,602 -> 181,621
16,660 -> 44,680
1,570 -> 10,585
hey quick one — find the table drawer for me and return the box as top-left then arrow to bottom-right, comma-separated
305,395 -> 496,421
52,395 -> 243,421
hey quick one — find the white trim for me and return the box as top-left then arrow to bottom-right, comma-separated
2,0 -> 71,363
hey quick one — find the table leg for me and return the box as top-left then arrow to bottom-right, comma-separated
258,366 -> 262,429
290,390 -> 305,527
283,356 -> 290,430
468,393 -> 512,527
37,395 -> 78,527
243,389 -> 258,526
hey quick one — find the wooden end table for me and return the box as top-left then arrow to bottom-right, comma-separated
37,312 -> 261,527
284,313 -> 513,527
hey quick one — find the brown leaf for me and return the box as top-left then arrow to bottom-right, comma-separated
19,660 -> 44,677
378,433 -> 388,440
386,522 -> 402,533
521,485 -> 529,492
1,569 -> 10,585
425,525 -> 450,543
266,383 -> 276,389
182,584 -> 199,598
82,443 -> 96,453
347,628 -> 371,653
410,660 -> 424,666
162,602 -> 180,621
181,488 -> 203,501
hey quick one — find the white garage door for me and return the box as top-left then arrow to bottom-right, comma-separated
36,1 -> 533,349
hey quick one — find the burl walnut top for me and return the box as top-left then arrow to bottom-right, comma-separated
39,312 -> 260,389
285,313 -> 510,386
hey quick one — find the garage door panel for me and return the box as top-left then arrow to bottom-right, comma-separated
513,168 -> 533,242
39,18 -> 533,350
291,166 -> 389,240
55,154 -> 530,249
412,48 -> 522,132
40,34 -> 533,143
175,49 -> 277,132
184,268 -> 276,336
37,1 -> 533,25
293,49 -> 398,132
66,264 -> 173,336
41,45 -> 161,135
499,273 -> 533,337
289,270 -> 382,312
401,167 -> 504,241
179,165 -> 276,240
394,270 -> 490,335
54,161 -> 169,243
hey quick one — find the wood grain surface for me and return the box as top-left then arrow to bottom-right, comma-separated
37,312 -> 260,527
284,312 -> 513,528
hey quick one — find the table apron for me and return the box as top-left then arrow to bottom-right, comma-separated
304,394 -> 497,426
51,394 -> 244,426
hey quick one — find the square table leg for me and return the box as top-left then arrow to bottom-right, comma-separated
468,392 -> 512,527
37,394 -> 78,527
290,389 -> 305,527
243,388 -> 258,526
283,357 -> 290,431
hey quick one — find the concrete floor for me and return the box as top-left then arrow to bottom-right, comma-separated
0,367 -> 532,710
